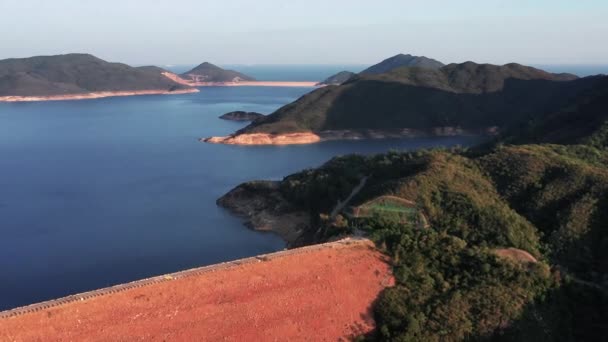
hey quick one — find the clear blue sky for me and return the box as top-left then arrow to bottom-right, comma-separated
1,0 -> 607,65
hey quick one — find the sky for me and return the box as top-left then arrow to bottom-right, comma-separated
1,0 -> 607,66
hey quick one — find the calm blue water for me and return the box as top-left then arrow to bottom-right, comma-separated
165,64 -> 608,81
0,85 -> 484,310
534,65 -> 608,77
166,64 -> 367,81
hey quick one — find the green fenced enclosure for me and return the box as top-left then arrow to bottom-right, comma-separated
347,196 -> 428,228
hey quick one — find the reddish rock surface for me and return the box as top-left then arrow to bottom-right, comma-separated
493,248 -> 538,263
203,132 -> 323,145
0,239 -> 393,341
202,128 -> 499,146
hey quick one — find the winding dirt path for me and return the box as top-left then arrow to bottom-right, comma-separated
331,176 -> 369,218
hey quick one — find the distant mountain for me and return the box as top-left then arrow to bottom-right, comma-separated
233,62 -> 586,136
0,54 -> 193,97
317,71 -> 356,86
180,62 -> 256,83
360,53 -> 444,74
317,54 -> 444,86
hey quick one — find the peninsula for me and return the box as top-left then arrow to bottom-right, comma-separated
203,59 -> 592,145
0,55 -> 319,102
0,54 -> 198,102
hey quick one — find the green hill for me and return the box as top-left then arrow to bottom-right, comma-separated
237,62 -> 587,135
180,62 -> 255,83
0,54 -> 192,96
219,82 -> 608,339
223,144 -> 607,341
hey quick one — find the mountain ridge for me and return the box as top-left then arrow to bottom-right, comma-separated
0,53 -> 195,98
317,53 -> 445,86
216,62 -> 587,141
360,53 -> 445,74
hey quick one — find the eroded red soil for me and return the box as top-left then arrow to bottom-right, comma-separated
0,240 -> 393,341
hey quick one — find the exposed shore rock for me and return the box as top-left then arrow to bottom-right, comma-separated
203,132 -> 323,145
219,111 -> 266,122
0,88 -> 198,103
217,181 -> 311,247
201,127 -> 498,146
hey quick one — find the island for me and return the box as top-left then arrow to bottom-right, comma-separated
203,58 -> 591,145
219,111 -> 265,122
0,54 -> 198,102
217,75 -> 608,340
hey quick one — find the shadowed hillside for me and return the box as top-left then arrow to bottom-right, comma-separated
317,71 -> 356,86
238,62 -> 591,135
317,53 -> 444,86
360,53 -> 445,74
501,76 -> 608,147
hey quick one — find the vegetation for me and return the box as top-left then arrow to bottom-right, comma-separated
180,62 -> 256,82
360,53 -> 444,74
221,61 -> 608,340
500,76 -> 608,147
239,62 -> 594,135
364,218 -> 551,341
0,53 -> 192,96
268,137 -> 608,340
318,53 -> 443,86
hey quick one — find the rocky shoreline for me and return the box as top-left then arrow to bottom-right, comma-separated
217,181 -> 311,247
0,70 -> 317,102
0,88 -> 199,103
202,127 -> 499,146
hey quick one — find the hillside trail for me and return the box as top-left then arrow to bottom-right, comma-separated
330,176 -> 370,219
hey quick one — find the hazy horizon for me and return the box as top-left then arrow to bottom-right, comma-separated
1,0 -> 607,66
